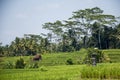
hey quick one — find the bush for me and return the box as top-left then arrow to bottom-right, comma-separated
66,58 -> 73,65
3,61 -> 14,69
84,48 -> 105,65
15,58 -> 26,69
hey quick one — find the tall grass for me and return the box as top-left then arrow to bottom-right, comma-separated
81,63 -> 120,79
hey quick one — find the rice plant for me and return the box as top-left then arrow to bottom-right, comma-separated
81,63 -> 120,79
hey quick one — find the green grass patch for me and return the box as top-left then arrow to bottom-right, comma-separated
0,49 -> 87,69
0,63 -> 120,80
0,65 -> 84,80
81,63 -> 120,79
0,49 -> 120,80
103,49 -> 120,63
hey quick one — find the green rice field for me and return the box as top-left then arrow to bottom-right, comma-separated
0,49 -> 120,80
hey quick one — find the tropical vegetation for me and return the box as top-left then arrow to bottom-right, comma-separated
0,7 -> 120,80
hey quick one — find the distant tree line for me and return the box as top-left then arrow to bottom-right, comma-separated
0,7 -> 120,56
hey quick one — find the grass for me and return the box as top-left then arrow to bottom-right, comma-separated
0,49 -> 120,80
0,49 -> 87,69
103,49 -> 120,62
81,63 -> 120,79
0,65 -> 85,80
0,63 -> 120,80
1,49 -> 120,68
40,50 -> 87,66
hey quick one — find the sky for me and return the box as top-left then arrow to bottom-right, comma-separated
0,0 -> 120,45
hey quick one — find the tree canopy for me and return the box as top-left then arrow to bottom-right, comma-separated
0,7 -> 120,56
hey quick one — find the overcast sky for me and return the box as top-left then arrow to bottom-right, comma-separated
0,0 -> 120,45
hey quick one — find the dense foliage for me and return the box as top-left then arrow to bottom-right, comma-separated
0,7 -> 120,56
15,58 -> 26,69
84,48 -> 105,65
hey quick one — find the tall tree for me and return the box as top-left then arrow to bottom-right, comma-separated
70,7 -> 117,49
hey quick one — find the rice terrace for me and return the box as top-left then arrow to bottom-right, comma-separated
0,0 -> 120,80
0,49 -> 120,80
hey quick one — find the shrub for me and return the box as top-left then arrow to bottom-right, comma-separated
84,48 -> 105,65
66,58 -> 73,65
3,61 -> 14,69
15,58 -> 26,69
